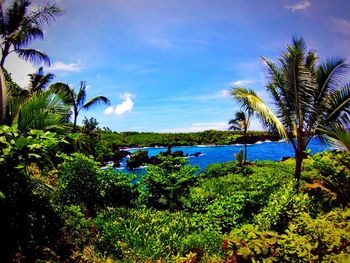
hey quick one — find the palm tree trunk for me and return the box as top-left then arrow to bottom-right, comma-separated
0,42 -> 10,68
295,133 -> 304,189
73,112 -> 78,131
0,67 -> 4,123
244,129 -> 247,163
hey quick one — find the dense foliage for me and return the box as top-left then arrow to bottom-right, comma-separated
2,123 -> 349,262
1,13 -> 349,261
100,129 -> 272,147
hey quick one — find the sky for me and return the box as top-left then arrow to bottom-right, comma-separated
5,0 -> 350,132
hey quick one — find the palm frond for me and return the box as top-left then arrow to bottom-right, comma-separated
0,1 -> 6,36
228,118 -> 241,131
317,58 -> 347,97
328,130 -> 350,151
231,87 -> 287,138
261,56 -> 285,88
15,90 -> 70,132
28,67 -> 55,93
324,84 -> 350,124
318,124 -> 350,151
12,26 -> 44,47
49,82 -> 73,105
83,95 -> 110,110
15,48 -> 50,65
228,110 -> 249,131
27,2 -> 63,28
281,37 -> 317,129
305,51 -> 317,72
76,81 -> 87,108
0,66 -> 8,123
4,0 -> 30,35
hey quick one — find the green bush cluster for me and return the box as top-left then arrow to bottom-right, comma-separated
138,156 -> 199,210
305,151 -> 350,207
93,207 -> 222,261
223,209 -> 350,262
2,123 -> 350,261
56,153 -> 102,214
0,126 -> 64,262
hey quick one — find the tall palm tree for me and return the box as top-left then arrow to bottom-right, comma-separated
229,110 -> 250,162
50,81 -> 110,131
0,0 -> 63,67
231,37 -> 350,186
28,67 -> 55,95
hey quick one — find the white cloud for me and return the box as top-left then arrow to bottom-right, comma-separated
285,0 -> 311,12
219,89 -> 230,97
104,106 -> 114,115
228,80 -> 254,87
331,18 -> 350,37
147,37 -> 175,49
47,61 -> 82,72
104,92 -> 134,116
5,53 -> 36,87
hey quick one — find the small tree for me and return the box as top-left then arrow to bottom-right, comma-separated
229,110 -> 251,162
83,117 -> 99,134
50,81 -> 110,131
28,67 -> 55,95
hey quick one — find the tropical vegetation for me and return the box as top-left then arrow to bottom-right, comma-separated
228,110 -> 251,162
50,81 -> 110,131
231,37 -> 350,185
0,1 -> 349,261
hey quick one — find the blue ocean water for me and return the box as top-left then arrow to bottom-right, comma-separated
118,138 -> 330,174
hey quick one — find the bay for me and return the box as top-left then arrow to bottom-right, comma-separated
117,137 -> 330,174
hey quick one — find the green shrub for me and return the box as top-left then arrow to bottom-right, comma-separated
56,153 -> 101,214
0,126 -> 64,261
99,167 -> 138,208
137,156 -> 199,210
185,161 -> 293,218
223,224 -> 279,262
305,151 -> 350,207
190,193 -> 247,233
202,161 -> 238,178
254,183 -> 311,232
279,208 -> 350,262
60,205 -> 92,248
223,209 -> 350,262
179,230 -> 223,260
93,207 -> 221,261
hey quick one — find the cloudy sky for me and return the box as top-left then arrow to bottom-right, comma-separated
5,0 -> 350,132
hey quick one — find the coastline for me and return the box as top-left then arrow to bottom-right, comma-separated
122,139 -> 287,151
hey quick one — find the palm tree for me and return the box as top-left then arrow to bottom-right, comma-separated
229,110 -> 250,162
0,0 -> 63,67
27,67 -> 55,95
50,81 -> 110,131
231,37 -> 350,186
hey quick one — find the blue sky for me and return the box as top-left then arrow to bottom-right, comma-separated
6,0 -> 350,132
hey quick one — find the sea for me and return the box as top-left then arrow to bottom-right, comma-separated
116,137 -> 330,175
